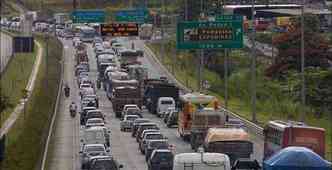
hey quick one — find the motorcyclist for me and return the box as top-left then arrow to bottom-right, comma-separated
64,84 -> 70,97
69,102 -> 77,114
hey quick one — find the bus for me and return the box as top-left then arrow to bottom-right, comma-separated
79,26 -> 97,43
263,120 -> 325,160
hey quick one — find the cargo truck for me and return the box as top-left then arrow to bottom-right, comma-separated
177,93 -> 220,141
143,79 -> 179,114
112,85 -> 142,118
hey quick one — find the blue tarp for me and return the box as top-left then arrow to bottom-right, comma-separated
263,147 -> 332,170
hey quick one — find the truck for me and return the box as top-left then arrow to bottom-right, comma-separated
54,13 -> 68,25
104,71 -> 130,98
177,93 -> 220,141
111,82 -> 142,118
189,108 -> 226,151
203,128 -> 254,165
75,47 -> 88,66
143,79 -> 179,114
139,24 -> 153,40
173,152 -> 231,170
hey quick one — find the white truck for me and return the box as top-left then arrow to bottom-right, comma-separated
173,152 -> 231,170
54,13 -> 68,25
157,97 -> 175,117
139,24 -> 153,40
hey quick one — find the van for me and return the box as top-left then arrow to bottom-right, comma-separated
173,152 -> 231,170
157,97 -> 175,117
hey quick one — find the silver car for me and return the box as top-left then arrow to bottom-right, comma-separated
120,115 -> 139,132
80,144 -> 110,170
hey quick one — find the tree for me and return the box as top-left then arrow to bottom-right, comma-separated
266,14 -> 331,77
0,89 -> 12,114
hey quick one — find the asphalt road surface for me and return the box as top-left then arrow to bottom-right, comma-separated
47,37 -> 264,170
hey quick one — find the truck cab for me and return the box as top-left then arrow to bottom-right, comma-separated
157,97 -> 175,117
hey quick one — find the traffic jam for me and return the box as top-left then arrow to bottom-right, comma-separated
58,22 -> 330,170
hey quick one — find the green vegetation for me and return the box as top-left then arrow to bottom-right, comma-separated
1,35 -> 62,170
1,1 -> 20,17
147,36 -> 332,159
0,46 -> 36,125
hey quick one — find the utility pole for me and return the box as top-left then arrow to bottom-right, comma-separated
251,0 -> 257,123
160,0 -> 165,62
198,0 -> 204,92
184,0 -> 188,21
73,0 -> 77,10
300,0 -> 306,122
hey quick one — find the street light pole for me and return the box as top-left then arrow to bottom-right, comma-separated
300,0 -> 306,122
251,0 -> 257,123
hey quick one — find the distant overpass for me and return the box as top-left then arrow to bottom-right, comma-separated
223,4 -> 302,19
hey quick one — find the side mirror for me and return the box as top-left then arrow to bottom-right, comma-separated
119,164 -> 124,168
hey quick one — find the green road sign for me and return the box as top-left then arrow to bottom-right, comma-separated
176,18 -> 243,49
115,9 -> 148,23
71,10 -> 106,23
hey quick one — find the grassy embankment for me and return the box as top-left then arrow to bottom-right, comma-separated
147,41 -> 332,160
0,32 -> 36,125
1,35 -> 62,170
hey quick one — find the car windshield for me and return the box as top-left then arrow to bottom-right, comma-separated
88,119 -> 103,124
161,100 -> 173,105
92,160 -> 117,170
86,146 -> 105,152
126,116 -> 138,121
150,141 -> 168,148
146,134 -> 163,140
152,152 -> 173,162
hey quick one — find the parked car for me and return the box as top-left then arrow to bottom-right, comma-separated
120,115 -> 140,132
148,149 -> 174,170
145,139 -> 169,162
131,118 -> 151,137
139,132 -> 164,154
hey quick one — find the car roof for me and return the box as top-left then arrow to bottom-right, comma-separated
87,118 -> 104,121
87,110 -> 102,113
152,149 -> 172,153
134,118 -> 150,122
84,144 -> 105,148
125,115 -> 139,118
83,107 -> 97,110
144,132 -> 162,137
148,139 -> 168,143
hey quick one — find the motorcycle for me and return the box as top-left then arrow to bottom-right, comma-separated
64,86 -> 70,97
70,108 -> 76,118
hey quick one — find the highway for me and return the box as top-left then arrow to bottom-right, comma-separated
47,37 -> 264,170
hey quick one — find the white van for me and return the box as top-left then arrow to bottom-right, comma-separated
173,153 -> 231,170
157,97 -> 175,117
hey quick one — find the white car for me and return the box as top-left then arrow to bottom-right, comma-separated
120,115 -> 140,131
85,118 -> 105,128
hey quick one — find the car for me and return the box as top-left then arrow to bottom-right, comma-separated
138,129 -> 161,145
136,123 -> 159,142
85,155 -> 123,170
81,98 -> 97,110
147,149 -> 174,170
84,110 -> 104,124
85,118 -> 105,128
163,108 -> 175,123
139,132 -> 164,154
166,110 -> 179,128
80,107 -> 97,125
131,118 -> 151,137
80,144 -> 110,169
121,108 -> 143,120
120,115 -> 140,132
80,87 -> 95,98
145,139 -> 169,162
122,104 -> 140,114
